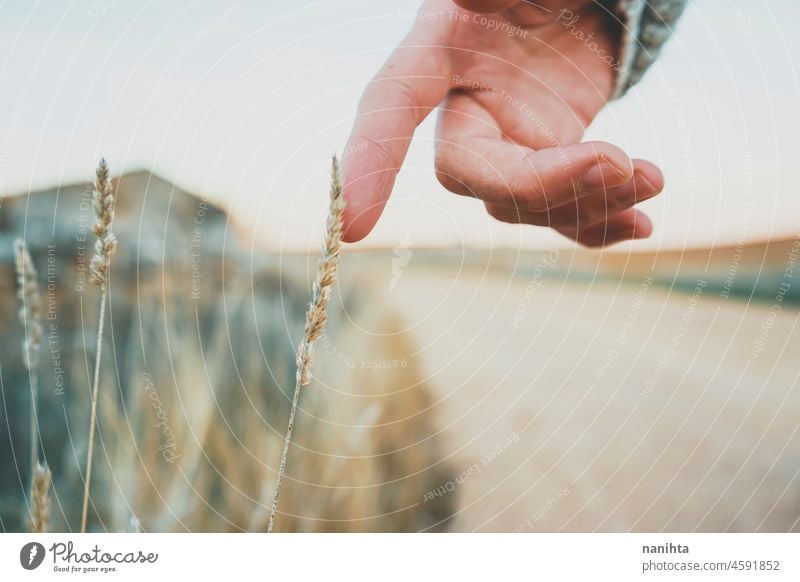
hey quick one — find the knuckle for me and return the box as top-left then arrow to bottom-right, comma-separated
513,150 -> 549,212
485,204 -> 514,224
359,136 -> 396,171
435,170 -> 462,194
576,210 -> 614,229
434,149 -> 465,194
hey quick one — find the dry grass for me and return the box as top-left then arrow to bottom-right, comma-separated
1,161 -> 453,533
13,238 -> 49,534
13,238 -> 42,479
28,462 -> 51,533
88,158 -> 118,289
267,155 -> 346,533
81,158 -> 118,533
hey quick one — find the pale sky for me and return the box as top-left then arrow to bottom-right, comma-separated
0,0 -> 798,253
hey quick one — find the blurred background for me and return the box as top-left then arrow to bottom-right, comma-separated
0,1 -> 798,532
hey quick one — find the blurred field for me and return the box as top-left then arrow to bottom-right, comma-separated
332,240 -> 800,532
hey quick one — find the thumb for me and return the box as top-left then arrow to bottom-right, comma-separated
342,20 -> 451,242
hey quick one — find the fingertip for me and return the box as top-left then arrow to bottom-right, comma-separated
340,223 -> 365,244
341,184 -> 379,243
631,159 -> 664,194
340,144 -> 391,243
610,210 -> 653,243
567,209 -> 653,248
631,211 -> 653,239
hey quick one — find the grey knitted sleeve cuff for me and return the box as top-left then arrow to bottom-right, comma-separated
611,0 -> 688,99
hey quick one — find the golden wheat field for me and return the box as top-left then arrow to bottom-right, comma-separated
1,170 -> 798,533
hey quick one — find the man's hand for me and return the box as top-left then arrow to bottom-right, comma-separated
342,0 -> 664,247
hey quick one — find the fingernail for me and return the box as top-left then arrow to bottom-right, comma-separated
579,161 -> 630,192
635,171 -> 661,199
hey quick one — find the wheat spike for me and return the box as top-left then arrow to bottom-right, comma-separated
28,462 -> 51,533
267,155 -> 345,532
13,238 -> 43,482
89,158 -> 117,289
13,238 -> 43,370
81,158 -> 118,533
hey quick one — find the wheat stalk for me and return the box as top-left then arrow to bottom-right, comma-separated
13,238 -> 43,481
81,158 -> 118,533
267,155 -> 345,533
29,462 -> 51,533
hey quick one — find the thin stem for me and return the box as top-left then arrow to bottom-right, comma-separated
81,288 -> 107,533
27,369 -> 39,530
266,366 -> 304,533
29,371 -> 38,480
267,155 -> 344,532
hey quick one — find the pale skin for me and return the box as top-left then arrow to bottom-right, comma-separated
342,0 -> 664,247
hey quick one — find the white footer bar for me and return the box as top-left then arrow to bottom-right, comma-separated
2,533 -> 797,581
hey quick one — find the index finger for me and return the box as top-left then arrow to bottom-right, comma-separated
341,17 -> 451,242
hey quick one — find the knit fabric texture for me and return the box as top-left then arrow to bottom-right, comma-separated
612,0 -> 688,98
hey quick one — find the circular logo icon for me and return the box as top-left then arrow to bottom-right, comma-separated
20,542 -> 46,570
